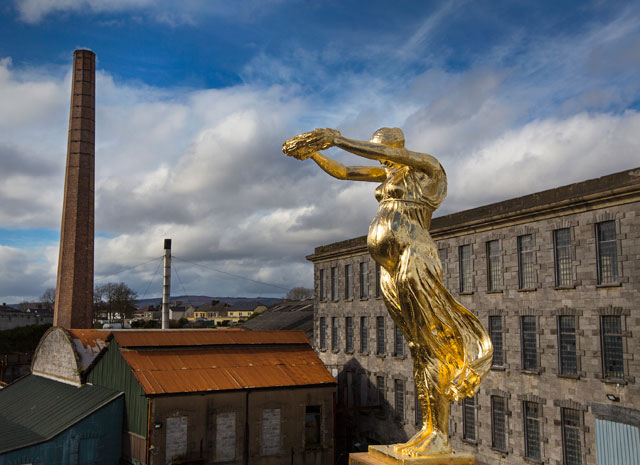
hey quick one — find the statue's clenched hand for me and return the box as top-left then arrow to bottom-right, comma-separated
282,128 -> 341,160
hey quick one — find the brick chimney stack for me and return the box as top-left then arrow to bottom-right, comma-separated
53,50 -> 95,329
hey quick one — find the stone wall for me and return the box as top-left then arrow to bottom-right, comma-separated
148,386 -> 335,465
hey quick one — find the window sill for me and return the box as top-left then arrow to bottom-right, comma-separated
318,348 -> 327,352
344,298 -> 353,302
553,285 -> 575,290
331,349 -> 340,354
345,350 -> 354,355
459,291 -> 474,296
393,354 -> 407,360
557,373 -> 580,380
601,377 -> 627,385
596,282 -> 622,288
462,438 -> 478,446
491,447 -> 508,455
486,290 -> 503,294
491,366 -> 507,372
523,456 -> 543,464
517,288 -> 537,293
359,297 -> 369,301
376,354 -> 386,359
521,369 -> 542,376
359,351 -> 369,356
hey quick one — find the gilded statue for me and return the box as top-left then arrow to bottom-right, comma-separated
283,128 -> 493,458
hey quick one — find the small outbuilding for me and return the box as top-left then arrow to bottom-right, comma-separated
86,329 -> 336,465
0,374 -> 123,465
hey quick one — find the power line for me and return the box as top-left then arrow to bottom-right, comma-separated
138,258 -> 164,301
172,255 -> 291,292
95,256 -> 163,284
171,260 -> 192,307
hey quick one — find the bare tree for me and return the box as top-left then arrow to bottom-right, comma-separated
94,282 -> 138,324
285,287 -> 314,300
40,288 -> 56,308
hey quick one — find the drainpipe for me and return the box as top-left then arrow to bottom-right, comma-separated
161,239 -> 171,329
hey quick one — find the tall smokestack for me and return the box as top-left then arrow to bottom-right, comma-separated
53,50 -> 95,329
162,239 -> 171,329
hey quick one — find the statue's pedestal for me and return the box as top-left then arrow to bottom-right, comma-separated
349,446 -> 474,465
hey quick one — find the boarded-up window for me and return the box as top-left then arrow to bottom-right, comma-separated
166,416 -> 188,464
305,406 -> 322,448
215,412 -> 236,462
262,409 -> 281,456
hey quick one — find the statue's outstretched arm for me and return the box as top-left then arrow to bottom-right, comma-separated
310,152 -> 386,182
334,135 -> 440,176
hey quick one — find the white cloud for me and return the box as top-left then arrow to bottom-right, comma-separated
2,6 -> 640,302
15,0 -> 287,24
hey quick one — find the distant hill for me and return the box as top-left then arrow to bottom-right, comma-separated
135,296 -> 282,308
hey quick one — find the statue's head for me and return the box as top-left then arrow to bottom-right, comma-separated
370,127 -> 405,148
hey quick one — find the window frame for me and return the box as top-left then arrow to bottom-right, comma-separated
553,228 -> 572,287
375,263 -> 382,297
318,316 -> 326,350
600,315 -> 624,379
359,261 -> 368,299
318,269 -> 325,301
344,264 -> 352,300
394,379 -> 405,421
561,408 -> 582,465
345,316 -> 354,352
331,317 -> 338,352
596,221 -> 619,284
521,315 -> 538,372
523,401 -> 542,460
558,315 -> 578,376
376,316 -> 385,355
376,376 -> 385,404
491,396 -> 507,452
462,396 -> 477,442
394,323 -> 404,357
518,234 -> 535,289
459,244 -> 473,293
486,240 -> 502,292
489,315 -> 505,368
359,316 -> 368,353
330,266 -> 338,301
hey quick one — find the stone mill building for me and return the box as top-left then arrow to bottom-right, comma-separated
307,167 -> 640,465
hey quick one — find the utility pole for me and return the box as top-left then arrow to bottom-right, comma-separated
162,239 -> 171,329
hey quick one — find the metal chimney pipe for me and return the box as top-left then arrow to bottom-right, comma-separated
162,239 -> 171,329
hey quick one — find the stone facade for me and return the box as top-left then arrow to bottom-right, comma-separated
307,168 -> 640,465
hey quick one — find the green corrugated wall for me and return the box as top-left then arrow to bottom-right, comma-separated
87,340 -> 148,437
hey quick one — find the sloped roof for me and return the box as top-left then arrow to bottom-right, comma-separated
67,329 -> 109,371
241,300 -> 313,337
0,374 -> 122,453
120,344 -> 334,395
111,329 -> 309,348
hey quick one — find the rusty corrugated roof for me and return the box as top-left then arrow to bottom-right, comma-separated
111,329 -> 309,347
67,329 -> 110,370
120,345 -> 335,394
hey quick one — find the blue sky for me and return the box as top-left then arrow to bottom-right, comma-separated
0,0 -> 639,303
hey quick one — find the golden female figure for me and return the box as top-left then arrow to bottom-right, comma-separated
283,128 -> 493,457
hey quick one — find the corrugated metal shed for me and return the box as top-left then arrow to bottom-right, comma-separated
111,329 -> 309,347
120,345 -> 335,395
0,374 -> 122,453
596,418 -> 640,465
